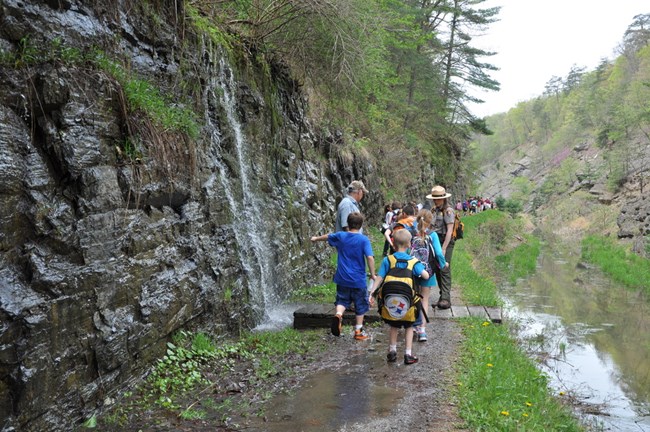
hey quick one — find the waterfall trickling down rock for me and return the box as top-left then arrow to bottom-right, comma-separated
203,49 -> 279,325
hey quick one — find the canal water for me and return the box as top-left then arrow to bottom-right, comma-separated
502,235 -> 650,431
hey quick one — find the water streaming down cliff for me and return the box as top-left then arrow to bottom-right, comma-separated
0,2 -> 378,427
201,47 -> 282,326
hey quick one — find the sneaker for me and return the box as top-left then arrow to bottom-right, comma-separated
330,315 -> 342,337
437,299 -> 451,309
354,328 -> 370,340
404,354 -> 419,365
387,351 -> 397,362
417,330 -> 428,342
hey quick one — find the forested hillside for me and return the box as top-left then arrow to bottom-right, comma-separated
472,13 -> 650,255
197,0 -> 501,195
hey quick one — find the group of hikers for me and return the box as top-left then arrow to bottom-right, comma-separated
310,180 -> 459,365
455,196 -> 494,215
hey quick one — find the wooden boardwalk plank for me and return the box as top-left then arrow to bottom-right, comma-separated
293,303 -> 503,329
433,308 -> 453,319
451,305 -> 470,318
467,306 -> 488,319
484,306 -> 503,323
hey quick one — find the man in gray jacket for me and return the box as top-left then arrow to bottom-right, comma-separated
335,180 -> 368,233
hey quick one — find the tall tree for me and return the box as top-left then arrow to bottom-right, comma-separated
622,13 -> 650,55
435,0 -> 500,124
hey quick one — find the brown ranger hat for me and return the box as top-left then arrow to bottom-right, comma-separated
426,185 -> 452,200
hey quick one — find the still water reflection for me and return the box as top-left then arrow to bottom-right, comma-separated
503,236 -> 650,430
247,344 -> 402,431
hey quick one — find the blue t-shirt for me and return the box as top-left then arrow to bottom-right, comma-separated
328,231 -> 373,289
378,251 -> 426,280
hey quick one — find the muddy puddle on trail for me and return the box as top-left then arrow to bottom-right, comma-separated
504,235 -> 650,430
243,319 -> 461,432
248,343 -> 404,431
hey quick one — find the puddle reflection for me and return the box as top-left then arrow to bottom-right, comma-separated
249,347 -> 404,431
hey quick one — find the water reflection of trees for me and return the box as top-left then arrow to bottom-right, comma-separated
508,245 -> 650,404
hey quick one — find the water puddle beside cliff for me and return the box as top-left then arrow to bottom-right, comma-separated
503,237 -> 650,430
245,337 -> 403,432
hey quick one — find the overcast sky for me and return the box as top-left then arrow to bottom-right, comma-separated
468,0 -> 648,118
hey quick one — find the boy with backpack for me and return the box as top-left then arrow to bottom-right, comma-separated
310,212 -> 375,340
409,209 -> 448,342
369,229 -> 429,365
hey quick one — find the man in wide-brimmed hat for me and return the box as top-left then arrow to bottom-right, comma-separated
336,180 -> 368,233
426,185 -> 455,309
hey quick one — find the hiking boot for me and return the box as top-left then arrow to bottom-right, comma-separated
387,351 -> 397,362
354,328 -> 369,340
330,315 -> 342,337
417,330 -> 428,342
437,299 -> 451,309
404,354 -> 419,365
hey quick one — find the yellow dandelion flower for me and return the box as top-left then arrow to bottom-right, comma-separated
559,391 -> 565,396
525,402 -> 533,407
482,321 -> 491,326
500,411 -> 510,416
487,363 -> 494,367
523,413 -> 529,417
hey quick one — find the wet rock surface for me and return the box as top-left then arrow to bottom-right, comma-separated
0,1 -> 387,430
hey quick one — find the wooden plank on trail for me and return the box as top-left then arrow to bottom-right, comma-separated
300,304 -> 326,315
293,303 -> 504,329
468,306 -> 488,319
293,304 -> 382,329
484,306 -> 503,324
433,307 -> 453,319
451,305 -> 470,318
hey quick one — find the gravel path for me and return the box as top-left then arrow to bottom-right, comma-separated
243,299 -> 468,432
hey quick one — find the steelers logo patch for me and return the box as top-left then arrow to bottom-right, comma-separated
385,294 -> 410,319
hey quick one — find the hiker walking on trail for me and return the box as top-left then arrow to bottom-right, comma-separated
427,185 -> 455,310
335,180 -> 368,233
383,204 -> 416,254
311,212 -> 375,340
381,203 -> 393,257
410,209 -> 448,342
369,229 -> 429,365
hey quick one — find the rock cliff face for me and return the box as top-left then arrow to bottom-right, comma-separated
0,1 -> 379,429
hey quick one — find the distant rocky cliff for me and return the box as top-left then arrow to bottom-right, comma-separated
477,137 -> 649,255
0,1 -> 380,429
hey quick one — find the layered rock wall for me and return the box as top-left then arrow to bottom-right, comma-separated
0,1 -> 379,429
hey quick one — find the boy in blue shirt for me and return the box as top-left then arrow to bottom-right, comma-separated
311,212 -> 376,340
369,229 -> 429,364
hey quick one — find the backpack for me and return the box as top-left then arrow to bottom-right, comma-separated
392,217 -> 417,239
452,213 -> 464,240
376,255 -> 427,326
437,207 -> 464,241
410,234 -> 437,274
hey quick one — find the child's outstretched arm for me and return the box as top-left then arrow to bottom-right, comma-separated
310,233 -> 330,242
